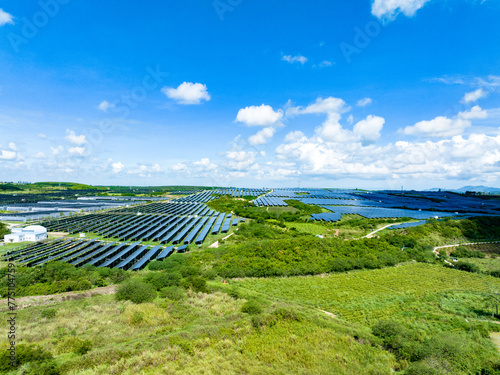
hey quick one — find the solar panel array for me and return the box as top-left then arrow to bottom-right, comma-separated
39,209 -> 238,244
212,188 -> 269,197
388,221 -> 427,230
321,205 -> 456,220
253,197 -> 288,206
310,212 -> 343,222
106,202 -> 211,216
171,191 -> 215,203
3,238 -> 173,270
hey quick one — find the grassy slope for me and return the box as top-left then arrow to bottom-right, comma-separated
234,263 -> 500,325
1,289 -> 395,375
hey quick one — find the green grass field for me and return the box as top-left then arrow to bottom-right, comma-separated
463,258 -> 500,272
0,290 -> 396,374
234,263 -> 500,325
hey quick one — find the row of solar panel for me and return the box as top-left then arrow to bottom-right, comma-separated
310,212 -> 343,222
357,191 -> 500,215
212,188 -> 269,197
253,197 -> 288,207
41,204 -> 216,233
320,205 -> 456,220
172,190 -> 216,203
3,238 -> 175,270
106,202 -> 210,216
40,212 -> 241,244
4,216 -> 246,270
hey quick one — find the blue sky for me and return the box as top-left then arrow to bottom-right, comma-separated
0,0 -> 499,189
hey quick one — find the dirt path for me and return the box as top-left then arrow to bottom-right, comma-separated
433,241 -> 500,257
0,285 -> 117,311
362,224 -> 397,238
319,309 -> 337,318
490,332 -> 500,353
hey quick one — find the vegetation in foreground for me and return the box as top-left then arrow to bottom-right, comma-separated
1,262 -> 500,374
234,263 -> 500,374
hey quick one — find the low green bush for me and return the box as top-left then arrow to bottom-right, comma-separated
0,344 -> 55,372
241,300 -> 262,315
144,272 -> 181,290
159,286 -> 185,300
182,276 -> 209,293
74,339 -> 92,355
40,308 -> 57,319
115,278 -> 156,304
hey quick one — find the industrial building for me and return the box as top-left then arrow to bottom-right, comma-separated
4,225 -> 48,243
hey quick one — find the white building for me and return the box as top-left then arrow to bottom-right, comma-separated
4,225 -> 48,243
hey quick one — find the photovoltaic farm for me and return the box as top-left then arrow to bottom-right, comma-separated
253,188 -> 500,222
2,191 -> 249,270
3,187 -> 500,272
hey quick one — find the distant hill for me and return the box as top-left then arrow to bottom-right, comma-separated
429,185 -> 500,194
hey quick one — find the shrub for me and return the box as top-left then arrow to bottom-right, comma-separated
490,270 -> 500,278
372,319 -> 407,340
241,300 -> 262,315
455,261 -> 480,273
405,362 -> 440,375
203,269 -> 217,280
272,307 -> 302,322
151,254 -> 188,272
144,272 -> 181,290
159,286 -> 185,300
74,339 -> 92,355
109,268 -> 129,283
55,337 -> 92,355
95,278 -> 106,287
40,308 -> 57,319
180,266 -> 199,278
115,278 -> 156,304
23,359 -> 60,375
147,260 -> 168,271
0,344 -> 54,372
182,276 -> 209,293
227,287 -> 241,299
450,246 -> 486,259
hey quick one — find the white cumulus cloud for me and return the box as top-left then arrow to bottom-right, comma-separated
248,127 -> 276,145
353,115 -> 385,145
111,162 -> 124,173
371,0 -> 431,20
194,158 -> 217,171
0,9 -> 14,26
98,100 -> 115,112
68,147 -> 85,156
236,104 -> 283,126
462,88 -> 487,104
357,97 -> 373,107
51,146 -> 64,155
402,116 -> 470,138
282,54 -> 308,64
0,150 -> 16,160
458,105 -> 488,120
402,106 -> 489,138
65,129 -> 87,146
161,82 -> 210,105
287,97 -> 350,116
